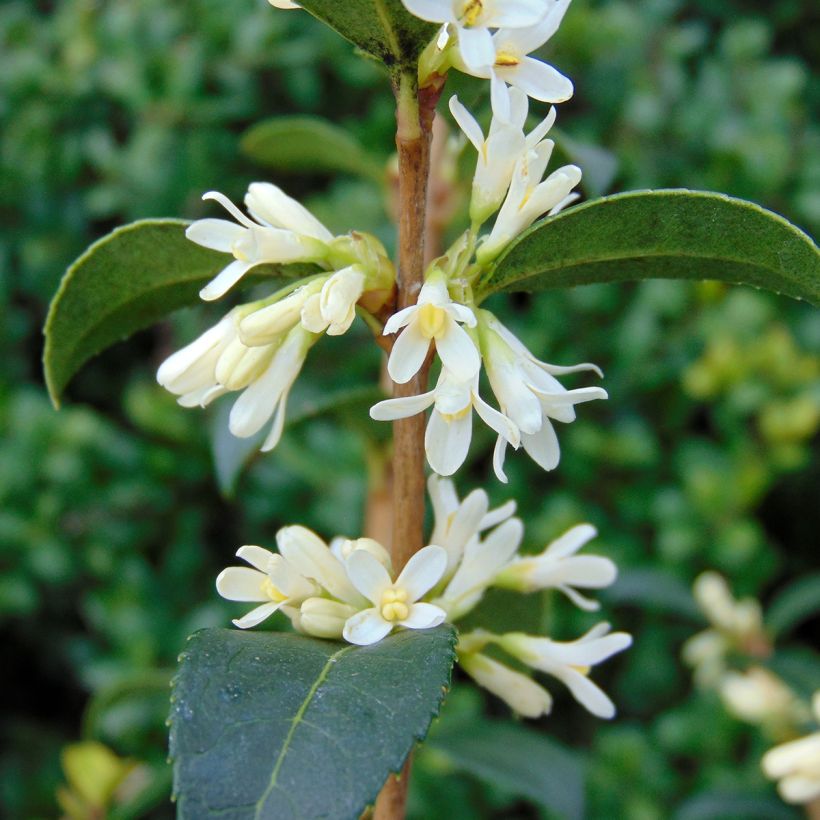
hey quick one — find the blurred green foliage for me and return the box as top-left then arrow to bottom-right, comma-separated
1,0 -> 817,817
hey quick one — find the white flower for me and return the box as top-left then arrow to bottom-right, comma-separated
762,692 -> 820,804
276,525 -> 368,609
459,651 -> 553,717
342,546 -> 448,645
383,273 -> 480,384
157,310 -> 313,452
237,279 -> 325,346
451,0 -> 574,120
216,545 -> 318,629
403,0 -> 549,73
693,571 -> 765,638
479,310 -> 606,479
435,516 -> 524,619
370,368 -> 519,478
292,598 -> 359,640
330,537 -> 393,571
428,474 -> 517,578
269,0 -> 299,7
720,667 -> 806,730
300,265 -> 366,336
499,623 -> 632,718
477,141 -> 581,263
187,182 -> 332,301
450,90 -> 557,225
494,523 -> 617,610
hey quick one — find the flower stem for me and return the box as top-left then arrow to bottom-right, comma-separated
373,69 -> 441,820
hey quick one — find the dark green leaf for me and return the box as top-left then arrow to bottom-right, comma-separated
428,717 -> 585,820
241,116 -> 385,182
170,626 -> 457,819
673,790 -> 796,820
210,385 -> 386,497
479,190 -> 820,305
601,568 -> 702,621
766,572 -> 820,637
766,648 -> 820,702
44,220 -> 312,407
296,0 -> 437,68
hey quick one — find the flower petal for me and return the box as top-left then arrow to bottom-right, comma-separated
522,422 -> 561,471
199,259 -> 254,301
388,320 -> 431,384
343,608 -> 393,646
436,322 -> 480,382
345,549 -> 392,604
543,523 -> 598,559
426,409 -> 472,476
235,544 -> 278,572
185,219 -> 246,252
216,567 -> 268,602
395,545 -> 448,601
370,390 -> 436,421
399,602 -> 446,630
233,601 -> 282,629
553,666 -> 617,719
458,26 -> 495,72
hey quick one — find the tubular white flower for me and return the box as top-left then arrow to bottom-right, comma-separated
216,545 -> 318,629
479,310 -> 606,479
276,525 -> 368,609
342,545 -> 448,646
477,141 -> 582,263
301,265 -> 366,336
762,693 -> 820,804
720,667 -> 806,729
448,0 -> 573,121
330,537 -> 393,572
693,571 -> 764,638
370,368 -> 519,479
499,623 -> 632,718
268,0 -> 300,8
494,523 -> 617,610
450,90 -> 558,225
238,279 -> 326,346
460,651 -> 553,717
228,323 -> 313,452
294,598 -> 359,640
435,517 -> 524,619
187,183 -> 332,301
403,0 -> 549,72
428,475 -> 517,578
383,273 -> 480,384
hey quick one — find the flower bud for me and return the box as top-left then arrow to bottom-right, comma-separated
298,598 -> 358,639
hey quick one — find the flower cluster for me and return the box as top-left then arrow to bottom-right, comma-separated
157,182 -> 394,450
217,477 -> 629,719
409,0 -> 574,121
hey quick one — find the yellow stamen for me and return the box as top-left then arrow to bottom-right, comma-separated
262,578 -> 288,603
495,51 -> 520,67
461,0 -> 483,27
418,302 -> 447,338
570,665 -> 591,676
441,405 -> 472,423
380,588 -> 410,621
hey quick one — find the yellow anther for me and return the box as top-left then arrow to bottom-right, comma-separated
381,602 -> 410,622
418,302 -> 447,338
570,665 -> 591,676
461,0 -> 483,27
494,51 -> 520,67
380,588 -> 410,621
261,578 -> 287,603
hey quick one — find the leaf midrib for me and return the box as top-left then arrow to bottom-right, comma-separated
254,644 -> 355,817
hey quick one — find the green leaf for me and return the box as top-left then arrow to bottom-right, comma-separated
766,572 -> 820,637
210,385 -> 386,497
673,790 -> 796,820
43,219 -> 312,407
480,190 -> 820,305
170,626 -> 457,819
601,568 -> 703,621
766,648 -> 820,702
296,0 -> 437,68
241,116 -> 385,183
428,717 -> 585,820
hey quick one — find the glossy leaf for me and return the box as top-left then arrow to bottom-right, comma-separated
766,572 -> 820,637
479,190 -> 820,305
428,717 -> 585,820
170,626 -> 457,819
296,0 -> 437,67
673,790 -> 795,820
43,220 -> 312,407
241,116 -> 385,182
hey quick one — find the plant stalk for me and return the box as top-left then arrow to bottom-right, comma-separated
372,69 -> 439,820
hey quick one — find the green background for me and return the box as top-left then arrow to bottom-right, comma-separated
1,0 -> 818,816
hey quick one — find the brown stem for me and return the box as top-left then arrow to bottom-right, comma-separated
372,70 -> 441,820
806,798 -> 820,820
